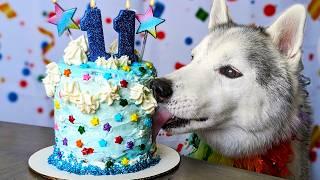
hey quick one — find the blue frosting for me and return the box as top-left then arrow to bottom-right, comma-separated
48,146 -> 160,175
49,59 -> 159,175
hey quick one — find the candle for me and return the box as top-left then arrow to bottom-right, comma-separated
80,0 -> 110,62
113,0 -> 138,62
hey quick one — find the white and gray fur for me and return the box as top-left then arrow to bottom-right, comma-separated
157,0 -> 312,179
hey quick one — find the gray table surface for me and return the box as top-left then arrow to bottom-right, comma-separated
0,122 -> 282,180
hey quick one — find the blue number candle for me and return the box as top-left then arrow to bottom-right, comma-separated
113,9 -> 138,62
80,4 -> 110,62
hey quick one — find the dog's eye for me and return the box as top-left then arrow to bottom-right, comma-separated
191,55 -> 194,61
219,66 -> 243,79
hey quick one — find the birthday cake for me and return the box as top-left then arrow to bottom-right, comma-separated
42,0 -> 164,176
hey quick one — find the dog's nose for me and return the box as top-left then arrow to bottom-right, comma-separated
149,78 -> 173,102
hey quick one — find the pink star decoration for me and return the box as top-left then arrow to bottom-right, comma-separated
83,74 -> 91,81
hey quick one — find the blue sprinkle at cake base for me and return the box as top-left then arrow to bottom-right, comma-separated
48,147 -> 161,176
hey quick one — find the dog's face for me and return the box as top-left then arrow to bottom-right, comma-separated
153,0 -> 306,157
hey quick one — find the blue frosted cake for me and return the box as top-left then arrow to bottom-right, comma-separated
42,36 -> 160,175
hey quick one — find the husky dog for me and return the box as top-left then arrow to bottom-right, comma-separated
151,0 -> 311,179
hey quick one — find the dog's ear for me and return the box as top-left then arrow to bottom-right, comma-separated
208,0 -> 231,31
266,5 -> 306,68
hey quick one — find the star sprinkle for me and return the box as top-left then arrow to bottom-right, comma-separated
90,116 -> 100,126
114,113 -> 123,122
48,3 -> 80,36
144,118 -> 152,128
119,99 -> 128,107
115,136 -> 123,144
121,157 -> 129,166
145,62 -> 153,69
130,113 -> 139,122
105,161 -> 114,168
64,69 -> 71,77
120,80 -> 128,88
76,140 -> 83,148
82,148 -> 94,155
63,138 -> 68,146
83,73 -> 91,81
136,6 -> 165,38
103,123 -> 112,132
139,67 -> 147,74
122,65 -> 131,72
139,144 -> 146,151
99,139 -> 107,147
78,126 -> 85,134
68,115 -> 75,124
54,100 -> 60,109
127,141 -> 134,149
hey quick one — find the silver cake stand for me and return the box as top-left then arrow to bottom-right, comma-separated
28,144 -> 180,180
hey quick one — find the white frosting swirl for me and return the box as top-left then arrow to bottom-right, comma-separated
60,81 -> 81,104
141,95 -> 157,114
98,82 -> 120,105
42,62 -> 61,97
105,57 -> 119,69
95,56 -> 109,69
130,84 -> 157,114
118,55 -> 131,67
77,92 -> 100,114
63,35 -> 88,66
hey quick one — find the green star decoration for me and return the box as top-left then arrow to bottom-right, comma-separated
78,126 -> 85,134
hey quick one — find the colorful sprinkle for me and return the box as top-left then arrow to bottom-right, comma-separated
120,80 -> 128,88
122,65 -> 131,72
62,138 -> 68,146
78,126 -> 85,134
144,118 -> 152,128
139,67 -> 147,74
90,116 -> 100,126
139,144 -> 146,151
126,141 -> 134,149
99,139 -> 107,147
103,73 -> 112,80
121,157 -> 129,166
82,148 -> 94,155
130,113 -> 139,122
68,115 -> 75,124
114,113 -> 123,122
119,99 -> 128,107
145,62 -> 153,69
103,123 -> 112,132
115,136 -> 123,144
76,140 -> 83,148
105,161 -> 114,168
64,69 -> 71,77
83,73 -> 91,81
54,100 -> 60,109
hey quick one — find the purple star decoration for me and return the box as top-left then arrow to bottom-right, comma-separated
127,141 -> 134,149
103,123 -> 112,132
63,138 -> 68,146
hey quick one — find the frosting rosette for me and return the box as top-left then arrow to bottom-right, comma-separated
43,62 -> 61,97
63,35 -> 88,66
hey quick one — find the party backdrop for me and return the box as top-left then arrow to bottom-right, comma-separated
1,0 -> 320,178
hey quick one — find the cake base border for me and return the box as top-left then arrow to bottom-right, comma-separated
28,144 -> 180,179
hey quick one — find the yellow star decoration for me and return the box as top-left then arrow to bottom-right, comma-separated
90,116 -> 100,126
121,157 -> 129,166
145,62 -> 153,69
130,113 -> 139,122
54,100 -> 60,110
122,65 -> 131,72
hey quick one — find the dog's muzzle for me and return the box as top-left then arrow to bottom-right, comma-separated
149,78 -> 173,103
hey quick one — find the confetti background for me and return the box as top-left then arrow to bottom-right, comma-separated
0,0 -> 320,178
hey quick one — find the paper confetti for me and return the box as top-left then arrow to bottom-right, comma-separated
38,27 -> 55,65
0,3 -> 17,19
